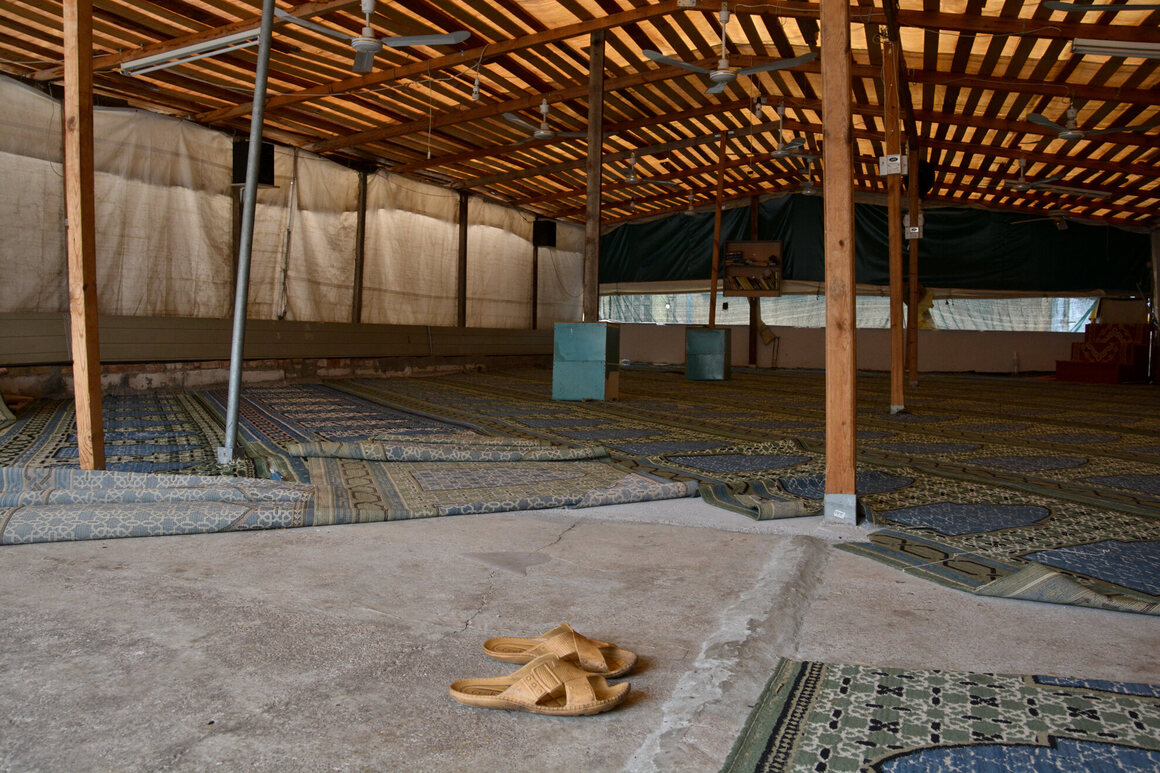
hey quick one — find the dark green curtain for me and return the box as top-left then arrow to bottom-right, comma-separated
600,194 -> 1150,294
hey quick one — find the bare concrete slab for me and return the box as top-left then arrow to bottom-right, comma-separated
1,498 -> 1157,772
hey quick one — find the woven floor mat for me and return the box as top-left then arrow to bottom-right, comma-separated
0,392 -> 252,477
723,658 -> 1160,773
333,369 -> 1160,613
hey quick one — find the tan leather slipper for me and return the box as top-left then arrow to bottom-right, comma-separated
482,622 -> 637,678
449,653 -> 630,715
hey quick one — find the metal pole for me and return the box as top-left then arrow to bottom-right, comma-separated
217,0 -> 277,465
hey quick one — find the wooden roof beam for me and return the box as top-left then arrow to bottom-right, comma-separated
451,103 -> 1157,193
194,1 -> 684,125
390,97 -> 755,175
33,0 -> 358,81
327,57 -> 1156,173
303,56 -> 719,154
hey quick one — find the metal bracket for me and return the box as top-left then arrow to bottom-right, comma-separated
904,212 -> 924,240
877,154 -> 907,176
823,493 -> 859,524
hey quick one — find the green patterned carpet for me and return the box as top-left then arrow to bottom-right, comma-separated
723,659 -> 1160,773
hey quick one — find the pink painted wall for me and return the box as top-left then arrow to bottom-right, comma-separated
616,324 -> 1083,374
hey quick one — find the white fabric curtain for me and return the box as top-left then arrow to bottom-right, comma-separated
535,221 -> 584,326
0,151 -> 67,312
362,172 -> 459,326
0,74 -> 556,328
247,147 -> 359,322
0,77 -> 233,317
467,198 -> 534,328
92,110 -> 233,318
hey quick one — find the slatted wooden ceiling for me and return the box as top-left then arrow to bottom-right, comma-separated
3,1 -> 1158,227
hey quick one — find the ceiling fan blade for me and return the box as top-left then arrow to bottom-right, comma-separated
705,80 -> 731,94
352,49 -> 376,73
556,132 -> 588,139
1027,112 -> 1068,133
653,179 -> 681,187
1039,184 -> 1111,198
1044,1 -> 1160,10
503,112 -> 540,133
734,51 -> 819,78
273,9 -> 353,42
1029,173 -> 1067,187
642,49 -> 712,75
782,137 -> 806,151
382,30 -> 469,48
1084,117 -> 1160,135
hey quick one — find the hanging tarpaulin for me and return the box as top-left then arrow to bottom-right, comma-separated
600,205 -> 751,284
600,194 -> 1151,294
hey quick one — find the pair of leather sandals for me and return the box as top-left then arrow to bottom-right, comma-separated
449,622 -> 637,716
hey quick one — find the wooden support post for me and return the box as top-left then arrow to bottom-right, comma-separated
748,195 -> 760,365
351,170 -> 368,324
884,38 -> 905,414
821,0 -> 857,523
582,30 -> 605,322
1150,229 -> 1159,383
907,148 -> 922,384
63,0 -> 104,470
531,243 -> 540,330
708,131 -> 728,329
457,191 -> 468,327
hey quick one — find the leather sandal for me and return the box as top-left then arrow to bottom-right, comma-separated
449,653 -> 630,715
482,622 -> 637,678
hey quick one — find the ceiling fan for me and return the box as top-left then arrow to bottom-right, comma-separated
1026,103 -> 1160,140
641,3 -> 817,94
623,152 -> 680,187
1001,158 -> 1064,192
796,158 -> 821,196
1000,159 -> 1110,199
503,99 -> 590,143
769,105 -> 818,160
275,0 -> 468,74
1043,2 -> 1160,10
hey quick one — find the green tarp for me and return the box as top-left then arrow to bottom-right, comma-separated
601,194 -> 1150,293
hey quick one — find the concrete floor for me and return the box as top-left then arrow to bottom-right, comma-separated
1,497 -> 1157,773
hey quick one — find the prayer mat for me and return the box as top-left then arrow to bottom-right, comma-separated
197,383 -> 480,481
0,395 -> 14,431
0,467 -> 311,544
293,438 -> 695,525
0,393 -> 252,477
334,369 -> 1160,614
723,659 -> 1160,773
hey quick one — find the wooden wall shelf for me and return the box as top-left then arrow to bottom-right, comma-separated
721,240 -> 782,297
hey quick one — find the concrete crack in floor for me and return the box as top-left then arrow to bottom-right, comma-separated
622,534 -> 832,773
536,519 -> 579,551
459,570 -> 499,635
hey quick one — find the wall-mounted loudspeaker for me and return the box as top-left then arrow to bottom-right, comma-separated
232,140 -> 275,187
532,219 -> 557,248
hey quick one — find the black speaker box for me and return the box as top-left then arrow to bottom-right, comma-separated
232,140 -> 275,187
533,219 -> 557,248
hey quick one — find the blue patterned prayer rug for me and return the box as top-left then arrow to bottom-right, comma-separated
0,467 -> 311,544
723,659 -> 1160,773
0,394 -> 251,477
881,502 -> 1051,536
